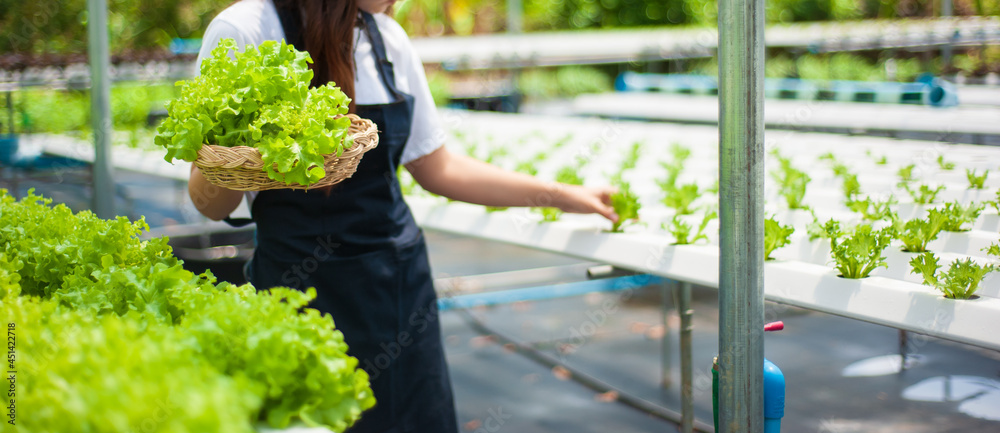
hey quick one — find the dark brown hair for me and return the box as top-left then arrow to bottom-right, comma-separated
275,0 -> 358,113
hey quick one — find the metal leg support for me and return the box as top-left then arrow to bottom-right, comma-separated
661,281 -> 674,389
899,329 -> 909,372
679,282 -> 694,433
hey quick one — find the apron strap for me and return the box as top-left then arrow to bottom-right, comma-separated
360,11 -> 404,100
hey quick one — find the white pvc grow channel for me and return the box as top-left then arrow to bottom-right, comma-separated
402,110 -> 1000,352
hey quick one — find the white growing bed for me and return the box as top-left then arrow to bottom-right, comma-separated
406,110 -> 1000,351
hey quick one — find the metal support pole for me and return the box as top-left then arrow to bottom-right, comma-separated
898,330 -> 909,371
87,0 -> 115,219
942,0 -> 953,75
718,0 -> 765,430
506,0 -> 522,34
660,282 -> 673,389
679,282 -> 694,433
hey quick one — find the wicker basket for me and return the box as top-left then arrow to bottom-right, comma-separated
194,114 -> 379,191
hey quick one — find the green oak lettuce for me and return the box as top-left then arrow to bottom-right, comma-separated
154,38 -> 353,186
0,191 -> 375,431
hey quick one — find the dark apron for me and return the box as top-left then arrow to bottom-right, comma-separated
246,10 -> 458,433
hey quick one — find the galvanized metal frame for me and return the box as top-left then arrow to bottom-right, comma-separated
717,0 -> 766,430
87,0 -> 115,218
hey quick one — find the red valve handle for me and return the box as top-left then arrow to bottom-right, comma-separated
764,321 -> 784,332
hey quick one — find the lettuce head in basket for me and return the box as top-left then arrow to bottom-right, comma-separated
154,38 -> 354,186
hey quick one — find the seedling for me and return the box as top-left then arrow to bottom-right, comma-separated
665,209 -> 717,245
897,164 -> 915,183
910,252 -> 997,299
620,141 -> 643,172
807,217 -> 843,242
555,165 -> 584,186
990,189 -> 1000,214
609,181 -> 641,232
902,183 -> 945,204
818,152 -> 837,162
983,242 -> 999,258
484,147 -> 509,165
966,169 -> 989,189
764,217 -> 795,260
515,161 -> 538,176
829,223 -> 894,279
553,133 -> 573,149
832,163 -> 852,179
770,151 -> 811,210
485,206 -> 509,213
937,155 -> 956,171
893,212 -> 947,252
875,155 -> 888,165
847,195 -> 896,221
841,173 -> 862,203
660,143 -> 691,186
660,182 -> 700,215
535,207 -> 561,222
931,201 -> 984,232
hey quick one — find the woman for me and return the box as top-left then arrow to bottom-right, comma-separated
189,0 -> 618,431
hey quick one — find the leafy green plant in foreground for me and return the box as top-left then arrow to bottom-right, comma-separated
0,191 -> 375,431
155,39 -> 354,186
609,182 -> 641,232
910,252 -> 997,299
665,209 -> 717,245
764,217 -> 795,260
967,169 -> 989,189
829,223 -> 894,278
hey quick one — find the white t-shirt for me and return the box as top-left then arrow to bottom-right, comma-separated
196,0 -> 443,202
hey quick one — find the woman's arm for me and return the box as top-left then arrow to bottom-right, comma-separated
188,164 -> 244,221
405,147 -> 618,222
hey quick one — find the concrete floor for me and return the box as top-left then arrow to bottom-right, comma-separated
7,169 -> 1000,433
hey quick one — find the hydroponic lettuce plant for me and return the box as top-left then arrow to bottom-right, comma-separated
847,195 -> 896,221
910,252 -> 998,299
893,211 -> 947,253
764,217 -> 794,260
0,191 -> 376,431
609,181 -> 641,232
931,201 -> 985,232
660,182 -> 701,215
898,164 -> 916,183
903,183 -> 945,205
983,242 -> 1000,258
827,222 -> 894,278
620,141 -> 643,172
967,169 -> 989,189
769,150 -> 811,210
937,155 -> 956,171
665,209 -> 717,245
154,39 -> 355,187
841,173 -> 862,203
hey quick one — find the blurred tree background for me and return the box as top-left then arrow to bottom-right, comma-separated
1,0 -> 997,55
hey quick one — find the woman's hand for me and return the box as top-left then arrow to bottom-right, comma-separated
552,184 -> 618,223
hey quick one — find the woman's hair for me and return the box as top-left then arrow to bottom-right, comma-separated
275,0 -> 358,113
